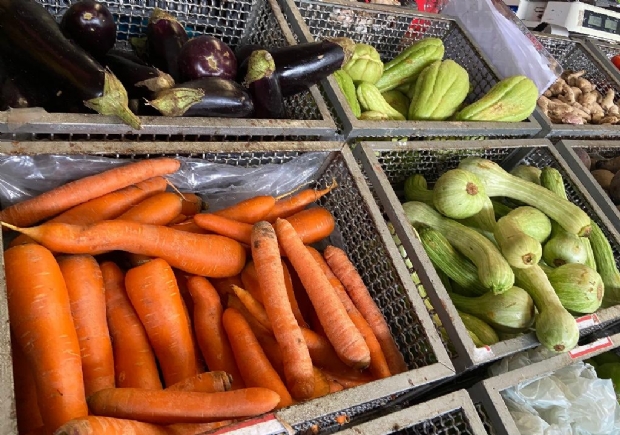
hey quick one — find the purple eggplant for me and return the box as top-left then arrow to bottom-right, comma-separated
244,50 -> 285,119
103,52 -> 175,98
234,44 -> 265,67
108,48 -> 149,66
178,35 -> 237,81
60,0 -> 117,58
146,8 -> 188,81
0,0 -> 140,128
148,77 -> 254,118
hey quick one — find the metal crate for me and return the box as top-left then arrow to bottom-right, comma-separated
0,0 -> 338,141
0,141 -> 453,435
469,331 -> 620,435
584,37 -> 620,85
533,33 -> 620,139
276,0 -> 542,141
354,139 -> 620,373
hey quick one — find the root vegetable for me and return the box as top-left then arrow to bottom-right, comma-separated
591,169 -> 615,191
602,88 -> 616,110
600,115 -> 620,124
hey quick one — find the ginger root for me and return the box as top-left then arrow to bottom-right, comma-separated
601,88 -> 616,111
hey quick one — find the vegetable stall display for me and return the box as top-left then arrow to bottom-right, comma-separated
2,158 -> 410,435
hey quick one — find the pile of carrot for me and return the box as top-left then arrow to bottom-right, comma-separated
1,158 -> 408,435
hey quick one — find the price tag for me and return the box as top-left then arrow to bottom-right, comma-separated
576,313 -> 600,330
473,345 -> 495,361
568,337 -> 614,359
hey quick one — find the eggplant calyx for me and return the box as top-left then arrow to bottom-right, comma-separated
148,88 -> 205,117
243,50 -> 276,86
135,70 -> 176,93
326,37 -> 356,66
84,70 -> 142,130
149,7 -> 179,24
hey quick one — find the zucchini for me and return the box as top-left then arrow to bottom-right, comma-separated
432,169 -> 487,219
510,165 -> 541,185
458,158 -> 591,236
403,201 -> 514,294
458,311 -> 499,346
493,215 -> 542,269
503,206 -> 551,244
589,221 -> 620,308
541,262 -> 603,314
403,174 -> 434,205
458,196 -> 497,234
491,200 -> 513,219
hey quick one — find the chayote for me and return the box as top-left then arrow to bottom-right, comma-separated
343,43 -> 384,85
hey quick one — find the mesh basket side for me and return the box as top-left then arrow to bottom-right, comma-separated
397,408 -> 475,435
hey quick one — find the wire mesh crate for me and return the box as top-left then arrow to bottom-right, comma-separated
276,0 -> 542,141
354,139 -> 620,373
533,33 -> 620,139
0,141 -> 453,435
469,330 -> 620,435
584,37 -> 620,85
0,0 -> 338,141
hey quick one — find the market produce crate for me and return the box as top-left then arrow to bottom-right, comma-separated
276,0 -> 542,141
354,138 -> 620,373
0,0 -> 338,141
532,33 -> 620,139
0,140 -> 454,435
469,330 -> 620,435
331,390 -> 488,435
584,37 -> 620,85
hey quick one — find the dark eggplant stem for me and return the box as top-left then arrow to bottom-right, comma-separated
84,69 -> 142,129
243,50 -> 275,86
147,87 -> 205,117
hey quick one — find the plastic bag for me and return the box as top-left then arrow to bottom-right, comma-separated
0,152 -> 330,212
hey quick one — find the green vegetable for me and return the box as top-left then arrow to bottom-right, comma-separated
503,206 -> 552,244
403,201 -> 514,294
594,363 -> 620,395
513,265 -> 579,353
494,215 -> 542,269
468,330 -> 486,347
492,200 -> 513,219
541,263 -> 603,314
458,196 -> 497,234
381,90 -> 409,118
433,169 -> 487,219
404,174 -> 434,205
333,70 -> 361,118
418,226 -> 488,296
589,221 -> 620,308
449,286 -> 535,333
593,352 -> 620,365
343,43 -> 384,84
510,165 -> 541,185
356,82 -> 406,121
458,311 -> 499,346
458,158 -> 591,236
359,111 -> 389,120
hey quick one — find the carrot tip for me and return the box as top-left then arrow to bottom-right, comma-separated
1,221 -> 20,232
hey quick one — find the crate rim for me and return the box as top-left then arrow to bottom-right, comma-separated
356,138 -> 620,373
0,140 -> 455,435
277,0 -> 543,140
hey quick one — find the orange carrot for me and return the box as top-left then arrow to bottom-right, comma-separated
240,261 -> 264,303
211,274 -> 244,298
1,158 -> 180,228
307,247 -> 391,379
281,260 -> 308,328
253,332 -> 286,379
193,213 -> 253,245
53,416 -> 169,435
231,284 -> 272,331
169,218 -> 208,234
264,180 -> 338,222
4,220 -> 247,278
286,207 -> 335,244
58,255 -> 116,396
180,193 -> 203,216
251,221 -> 314,400
125,259 -> 198,387
300,328 -> 361,375
187,276 -> 245,390
327,378 -> 345,393
223,308 -> 293,408
116,191 -> 183,225
10,177 -> 168,247
284,257 -> 315,329
321,370 -> 374,389
12,342 -> 44,434
274,219 -> 370,369
5,244 -> 88,432
166,371 -> 232,393
23,427 -> 47,435
324,246 -> 408,375
168,214 -> 188,225
214,196 -> 276,224
101,261 -> 162,390
310,367 -> 331,399
125,253 -> 154,267
226,294 -> 273,339
87,387 -> 281,424
165,421 -> 233,435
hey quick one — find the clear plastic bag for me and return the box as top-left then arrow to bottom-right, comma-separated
0,152 -> 330,212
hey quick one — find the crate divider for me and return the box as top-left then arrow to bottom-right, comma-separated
277,0 -> 542,140
583,37 -> 620,86
355,138 -> 620,373
0,140 -> 454,435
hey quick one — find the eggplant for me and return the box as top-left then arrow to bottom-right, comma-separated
178,35 -> 237,81
234,44 -> 265,66
108,48 -> 149,66
146,8 -> 188,81
60,0 -> 116,58
103,52 -> 175,98
238,38 -> 355,97
148,77 -> 254,118
0,0 -> 140,128
244,50 -> 285,119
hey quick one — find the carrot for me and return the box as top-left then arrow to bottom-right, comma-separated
310,367 -> 331,399
58,255 -> 116,396
116,191 -> 183,225
168,214 -> 188,225
165,421 -> 233,435
281,260 -> 308,328
166,371 -> 232,393
193,213 -> 253,245
101,261 -> 162,390
226,294 -> 273,339
285,207 -> 336,244
284,257 -> 315,329
274,219 -> 370,369
300,328 -> 360,375
324,246 -> 408,375
214,195 -> 276,224
211,274 -> 243,298
53,416 -> 169,435
180,193 -> 203,216
307,247 -> 391,379
222,308 -> 293,408
4,244 -> 88,432
125,253 -> 154,267
253,332 -> 286,379
264,180 -> 338,222
187,276 -> 245,390
12,342 -> 44,434
251,221 -> 314,400
4,220 -> 247,278
321,370 -> 374,389
87,387 -> 281,424
125,258 -> 198,386
231,284 -> 273,331
169,218 -> 207,234
23,427 -> 47,435
1,158 -> 180,228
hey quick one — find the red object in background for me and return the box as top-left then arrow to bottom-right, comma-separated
612,54 -> 620,70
